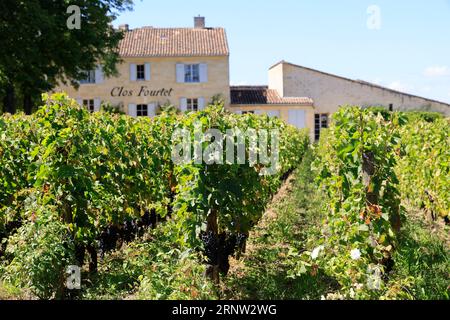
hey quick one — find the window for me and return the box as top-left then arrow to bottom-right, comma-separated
242,111 -> 255,115
177,63 -> 206,83
80,70 -> 95,84
315,113 -> 329,141
130,63 -> 150,81
137,104 -> 148,117
136,65 -> 145,80
187,98 -> 198,112
83,99 -> 95,113
184,64 -> 200,83
389,104 -> 394,111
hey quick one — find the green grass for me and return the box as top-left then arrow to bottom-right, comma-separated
0,281 -> 31,300
385,211 -> 449,299
222,148 -> 339,299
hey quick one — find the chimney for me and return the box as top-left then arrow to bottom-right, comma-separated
194,16 -> 205,29
118,24 -> 129,31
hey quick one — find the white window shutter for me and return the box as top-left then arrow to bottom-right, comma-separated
148,103 -> 156,117
76,98 -> 83,106
255,110 -> 263,115
199,64 -> 208,83
94,99 -> 101,112
130,64 -> 137,81
297,110 -> 306,128
176,64 -> 185,83
288,110 -> 297,127
128,104 -> 137,117
180,98 -> 187,112
95,66 -> 104,84
288,110 -> 305,128
234,109 -> 242,115
145,63 -> 151,81
198,97 -> 205,111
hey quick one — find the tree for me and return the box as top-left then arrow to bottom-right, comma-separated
0,0 -> 133,114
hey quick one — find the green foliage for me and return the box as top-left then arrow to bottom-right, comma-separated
158,103 -> 179,116
80,221 -> 216,300
365,106 -> 392,121
210,94 -> 226,105
0,96 -> 448,300
360,107 -> 448,218
400,111 -> 444,123
0,93 -> 308,298
24,93 -> 173,243
0,113 -> 39,226
395,118 -> 449,219
100,102 -> 125,114
1,93 -> 307,245
171,103 -> 310,246
223,146 -> 449,301
366,107 -> 444,124
311,106 -> 402,297
0,213 -> 75,300
135,245 -> 216,300
0,0 -> 133,113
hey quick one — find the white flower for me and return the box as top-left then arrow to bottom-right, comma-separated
350,248 -> 361,260
311,245 -> 324,260
349,288 -> 355,299
354,283 -> 364,290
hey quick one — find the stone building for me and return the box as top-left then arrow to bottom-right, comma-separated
266,60 -> 450,139
54,17 -> 450,141
55,17 -> 230,117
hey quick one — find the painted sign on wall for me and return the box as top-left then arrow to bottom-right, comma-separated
111,86 -> 173,97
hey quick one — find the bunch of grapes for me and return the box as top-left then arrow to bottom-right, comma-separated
98,225 -> 119,257
0,231 -> 6,257
217,233 -> 238,275
139,211 -> 151,229
74,244 -> 86,266
3,218 -> 23,236
223,233 -> 237,257
121,219 -> 138,243
201,231 -> 219,265
148,210 -> 158,228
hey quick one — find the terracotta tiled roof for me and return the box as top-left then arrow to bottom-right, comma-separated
230,86 -> 313,105
118,27 -> 229,57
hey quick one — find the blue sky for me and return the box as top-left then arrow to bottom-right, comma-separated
113,0 -> 450,103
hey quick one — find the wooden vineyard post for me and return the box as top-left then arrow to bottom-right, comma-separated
363,151 -> 377,205
205,209 -> 220,284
